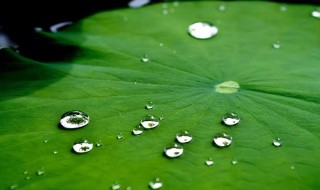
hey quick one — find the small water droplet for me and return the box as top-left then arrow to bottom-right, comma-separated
117,133 -> 123,139
159,42 -> 164,47
213,133 -> 232,147
162,9 -> 169,15
43,139 -> 48,143
126,186 -> 132,190
222,112 -> 240,126
149,178 -> 163,189
132,125 -> 144,135
273,41 -> 281,49
311,10 -> 320,18
53,151 -> 58,155
176,130 -> 192,143
231,159 -> 238,165
37,167 -> 45,176
219,5 -> 226,11
96,140 -> 103,147
10,184 -> 18,190
141,54 -> 149,62
164,143 -> 183,158
50,21 -> 73,33
205,157 -> 214,166
128,0 -> 150,8
140,115 -> 160,129
23,171 -> 28,175
280,5 -> 287,12
173,1 -> 179,7
72,139 -> 93,153
291,165 -> 295,170
162,3 -> 168,9
159,116 -> 164,121
272,138 -> 282,147
145,101 -> 155,110
188,22 -> 218,39
60,111 -> 89,129
111,181 -> 121,190
25,176 -> 31,180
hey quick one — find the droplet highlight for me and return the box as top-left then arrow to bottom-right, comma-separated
145,101 -> 155,110
213,133 -> 232,147
132,125 -> 144,135
164,143 -> 184,158
188,22 -> 218,39
222,112 -> 240,126
176,130 -> 192,143
140,115 -> 160,129
149,178 -> 163,189
205,157 -> 214,166
272,138 -> 282,147
60,111 -> 89,129
72,139 -> 93,153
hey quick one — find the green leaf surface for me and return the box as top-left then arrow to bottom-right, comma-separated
1,1 -> 320,190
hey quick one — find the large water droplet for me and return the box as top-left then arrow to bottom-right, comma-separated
140,115 -> 160,129
141,54 -> 149,62
10,184 -> 18,190
60,111 -> 89,129
272,138 -> 282,147
176,130 -> 192,143
149,178 -> 163,189
222,112 -> 240,126
213,133 -> 232,147
273,41 -> 281,49
72,139 -> 93,153
145,101 -> 155,110
37,167 -> 45,176
205,157 -> 214,166
132,125 -> 144,135
311,10 -> 320,18
188,22 -> 218,39
128,0 -> 150,8
111,181 -> 121,190
164,143 -> 183,158
50,21 -> 73,33
215,81 -> 240,93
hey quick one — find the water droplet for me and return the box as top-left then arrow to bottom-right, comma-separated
162,3 -> 168,9
50,21 -> 73,33
25,176 -> 31,180
140,115 -> 160,129
43,139 -> 48,143
111,181 -> 121,190
132,125 -> 144,135
222,112 -> 240,126
60,111 -> 89,129
126,186 -> 132,190
149,178 -> 163,189
213,133 -> 232,147
117,133 -> 123,139
53,151 -> 58,155
173,1 -> 179,7
96,140 -> 103,147
162,9 -> 169,15
205,158 -> 214,166
128,0 -> 150,8
37,167 -> 45,176
72,139 -> 93,153
145,101 -> 155,110
280,5 -> 287,12
10,184 -> 18,190
176,130 -> 192,143
188,22 -> 218,39
159,42 -> 164,47
141,54 -> 149,62
291,165 -> 295,170
215,81 -> 240,93
272,138 -> 282,147
273,41 -> 281,49
159,116 -> 164,121
311,10 -> 320,18
164,143 -> 183,158
219,5 -> 226,11
231,158 -> 238,165
23,171 -> 28,175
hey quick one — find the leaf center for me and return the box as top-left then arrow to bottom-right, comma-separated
215,81 -> 240,94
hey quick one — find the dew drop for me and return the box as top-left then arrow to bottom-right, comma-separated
10,184 -> 18,190
188,22 -> 218,39
23,171 -> 28,175
222,112 -> 240,126
132,125 -> 144,135
159,43 -> 164,47
37,167 -> 45,176
117,133 -> 124,139
215,81 -> 240,93
141,54 -> 149,62
43,139 -> 48,143
164,143 -> 183,158
126,186 -> 132,190
25,176 -> 31,180
162,9 -> 169,15
213,133 -> 232,147
219,5 -> 226,11
291,165 -> 295,170
111,181 -> 121,190
60,111 -> 89,129
159,116 -> 164,121
231,158 -> 238,165
128,0 -> 150,8
145,101 -> 155,110
273,41 -> 281,49
149,178 -> 163,189
205,157 -> 214,166
96,140 -> 103,147
280,5 -> 287,12
140,115 -> 160,129
50,21 -> 73,33
53,151 -> 58,155
311,10 -> 320,18
272,138 -> 282,147
72,139 -> 93,153
176,130 -> 192,143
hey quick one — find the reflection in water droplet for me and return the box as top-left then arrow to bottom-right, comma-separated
50,21 -> 73,33
273,41 -> 281,49
205,158 -> 214,166
222,112 -> 240,126
60,111 -> 89,129
132,125 -> 144,135
111,181 -> 121,190
128,0 -> 150,8
215,81 -> 240,93
141,54 -> 149,62
10,184 -> 18,190
73,139 -> 93,153
37,167 -> 45,176
188,22 -> 218,39
280,5 -> 287,12
176,130 -> 192,143
149,178 -> 163,189
145,101 -> 155,110
164,143 -> 183,158
96,140 -> 103,147
219,5 -> 226,11
140,115 -> 160,129
53,151 -> 58,155
311,10 -> 320,18
213,133 -> 232,147
272,138 -> 282,147
117,133 -> 123,139
231,159 -> 238,165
